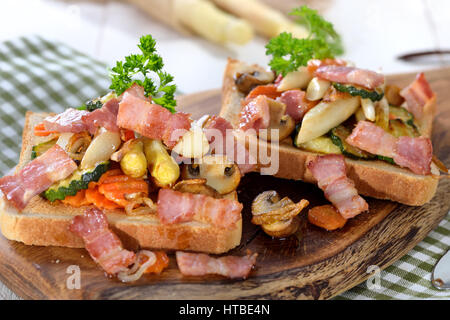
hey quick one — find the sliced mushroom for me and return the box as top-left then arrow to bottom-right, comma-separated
235,70 -> 274,94
173,179 -> 219,198
66,132 -> 92,159
258,99 -> 295,141
262,217 -> 301,238
181,155 -> 241,194
251,190 -> 309,238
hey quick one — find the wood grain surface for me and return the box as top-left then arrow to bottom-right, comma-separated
0,68 -> 449,300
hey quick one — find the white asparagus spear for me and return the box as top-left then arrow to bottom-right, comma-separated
125,0 -> 253,45
210,0 -> 308,39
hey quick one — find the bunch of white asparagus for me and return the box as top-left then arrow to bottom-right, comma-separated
125,0 -> 309,45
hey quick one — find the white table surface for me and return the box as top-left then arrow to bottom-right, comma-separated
0,0 -> 449,300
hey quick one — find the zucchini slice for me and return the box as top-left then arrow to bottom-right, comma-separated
333,83 -> 384,102
389,106 -> 415,126
330,125 -> 375,160
31,138 -> 58,160
388,119 -> 419,138
44,161 -> 109,202
296,135 -> 341,154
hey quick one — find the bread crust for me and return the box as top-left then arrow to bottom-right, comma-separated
220,58 -> 439,206
0,112 -> 242,254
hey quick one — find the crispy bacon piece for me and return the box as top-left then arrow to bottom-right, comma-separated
345,121 -> 397,157
43,108 -> 96,134
400,72 -> 434,120
176,251 -> 257,279
307,154 -> 368,219
306,58 -> 347,73
346,121 -> 432,175
314,66 -> 385,90
117,89 -> 191,148
276,89 -> 318,121
394,136 -> 433,175
243,84 -> 281,105
157,189 -> 242,229
69,208 -> 136,275
0,145 -> 77,211
121,83 -> 151,102
239,95 -> 270,131
204,116 -> 256,174
82,98 -> 120,132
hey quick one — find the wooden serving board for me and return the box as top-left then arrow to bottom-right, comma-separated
0,68 -> 449,300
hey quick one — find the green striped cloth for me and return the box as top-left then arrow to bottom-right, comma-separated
0,36 -> 448,300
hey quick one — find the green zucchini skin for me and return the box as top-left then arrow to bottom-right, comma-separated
330,125 -> 375,160
44,161 -> 110,202
333,83 -> 384,102
377,155 -> 395,164
31,138 -> 58,160
388,106 -> 419,136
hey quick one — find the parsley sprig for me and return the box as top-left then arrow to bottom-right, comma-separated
109,35 -> 177,113
265,6 -> 344,76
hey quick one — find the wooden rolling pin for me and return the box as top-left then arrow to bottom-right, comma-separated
125,0 -> 254,45
210,0 -> 309,39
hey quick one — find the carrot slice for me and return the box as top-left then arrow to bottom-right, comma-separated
98,175 -> 149,207
244,84 -> 282,105
98,169 -> 124,184
85,186 -> 121,210
61,189 -> 90,207
34,123 -> 58,136
308,205 -> 347,231
143,251 -> 169,274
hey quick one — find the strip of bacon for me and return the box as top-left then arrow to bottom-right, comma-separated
43,108 -> 96,135
314,66 -> 385,90
117,89 -> 191,148
69,208 -> 136,275
243,84 -> 281,106
346,121 -> 432,175
157,189 -> 242,229
307,154 -> 368,219
276,89 -> 318,122
176,251 -> 257,279
82,98 -> 120,133
395,136 -> 433,175
120,83 -> 152,102
239,95 -> 270,131
345,121 -> 397,157
400,72 -> 434,120
0,145 -> 77,211
204,116 -> 256,174
306,58 -> 347,73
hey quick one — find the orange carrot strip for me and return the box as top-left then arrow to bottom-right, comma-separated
308,205 -> 347,231
85,187 -> 120,210
61,189 -> 90,207
98,169 -> 124,184
142,251 -> 169,274
34,123 -> 58,136
97,175 -> 149,207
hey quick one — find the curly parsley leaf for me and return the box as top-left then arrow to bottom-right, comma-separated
265,5 -> 343,76
109,35 -> 177,113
